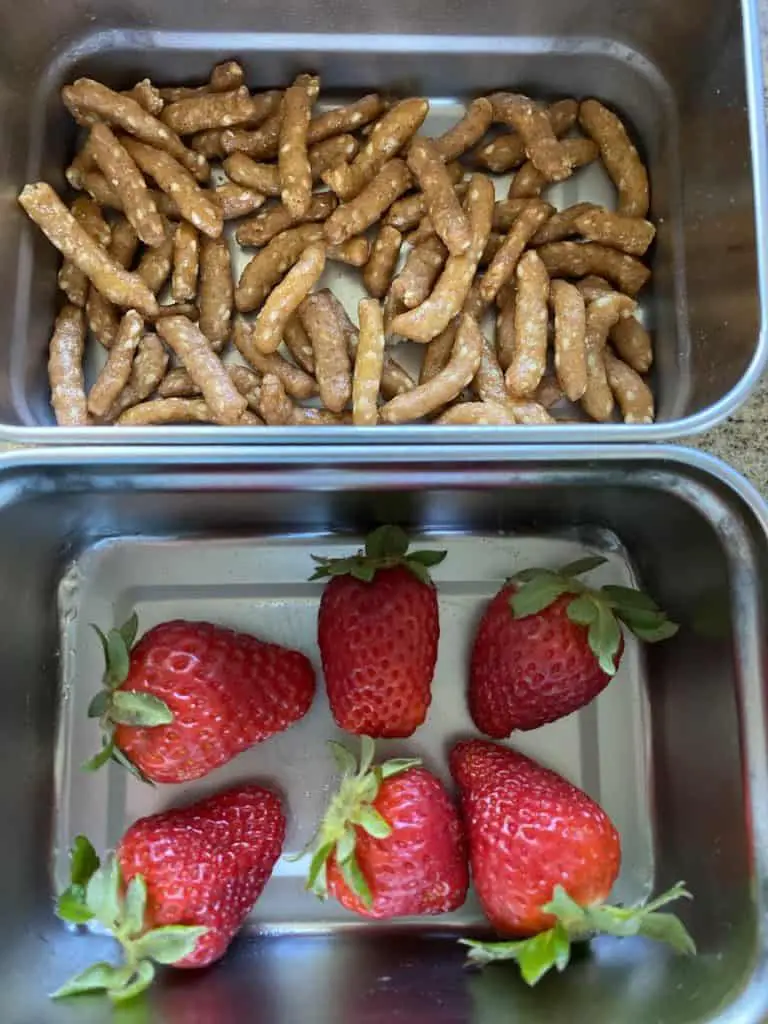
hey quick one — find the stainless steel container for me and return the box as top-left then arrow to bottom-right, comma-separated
1,444 -> 768,1023
1,0 -> 766,443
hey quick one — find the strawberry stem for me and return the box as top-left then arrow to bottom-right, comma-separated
461,882 -> 695,984
509,557 -> 678,675
309,526 -> 447,586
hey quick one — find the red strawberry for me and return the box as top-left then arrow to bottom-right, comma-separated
53,784 -> 285,1002
84,615 -> 315,784
312,526 -> 446,738
451,740 -> 694,984
305,737 -> 467,918
470,555 -> 677,736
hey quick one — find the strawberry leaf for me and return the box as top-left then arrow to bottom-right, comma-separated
108,959 -> 155,1003
328,741 -> 357,777
403,560 -> 431,585
566,594 -> 599,626
601,586 -> 659,613
110,691 -> 173,728
110,745 -> 155,786
407,549 -> 447,568
306,841 -> 334,896
559,555 -> 607,578
350,563 -> 376,583
123,875 -> 147,939
354,806 -> 391,839
91,624 -> 110,665
105,630 -> 131,689
511,577 -> 573,618
82,738 -> 115,773
339,852 -> 372,908
358,735 -> 376,776
379,757 -> 422,779
132,925 -> 207,965
119,612 -> 139,650
56,885 -> 94,924
462,924 -> 572,984
87,691 -> 110,719
69,835 -> 100,886
50,962 -> 133,1000
617,608 -> 679,643
587,604 -> 622,676
85,855 -> 121,930
336,825 -> 357,864
365,525 -> 409,560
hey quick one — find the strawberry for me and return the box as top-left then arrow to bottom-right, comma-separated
304,737 -> 468,918
83,615 -> 316,784
470,555 -> 678,736
52,783 -> 285,1002
312,526 -> 446,738
451,739 -> 694,984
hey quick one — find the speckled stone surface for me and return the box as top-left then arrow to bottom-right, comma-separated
692,2 -> 768,492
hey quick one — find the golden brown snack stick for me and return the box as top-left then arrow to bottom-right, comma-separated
48,304 -> 87,426
352,298 -> 386,425
231,317 -> 317,399
419,322 -> 458,385
159,62 -> 247,102
390,174 -> 494,343
121,138 -> 223,238
150,301 -> 199,321
495,285 -> 517,372
385,163 -> 464,232
298,289 -> 353,412
381,314 -> 483,423
504,251 -> 550,398
279,79 -> 315,218
436,400 -> 519,425
474,98 -> 578,173
58,197 -> 111,307
198,236 -> 234,351
105,333 -> 169,420
136,234 -> 174,294
581,292 -> 637,422
191,130 -> 226,160
407,138 -> 472,255
258,373 -> 295,425
579,99 -> 650,218
327,236 -> 371,267
489,93 -> 573,181
433,98 -> 493,162
282,315 -> 316,374
380,355 -> 416,400
212,183 -> 266,220
221,110 -> 282,158
573,208 -> 656,257
478,232 -> 505,268
235,223 -> 324,313
117,397 -> 221,425
171,222 -> 199,302
323,99 -> 427,200
156,366 -> 203,399
609,316 -> 653,373
492,198 -> 542,232
308,135 -> 359,179
292,407 -> 349,425
252,242 -> 326,355
307,94 -> 385,145
529,202 -> 601,246
156,363 -> 263,410
534,373 -> 564,410
473,330 -> 509,404
550,279 -> 587,401
227,364 -> 263,413
223,153 -> 281,196
323,159 -> 412,245
479,199 -> 552,304
122,79 -> 164,117
236,192 -> 337,247
162,87 -> 270,136
574,274 -> 612,301
363,224 -> 402,298
507,139 -> 599,199
87,310 -> 144,418
65,137 -> 97,190
77,169 -> 181,220
62,79 -> 207,182
390,235 -> 448,310
89,123 -> 166,247
604,350 -> 654,423
537,242 -> 650,297
507,399 -> 556,425
156,315 -> 247,424
85,218 -> 140,348
19,183 -> 158,317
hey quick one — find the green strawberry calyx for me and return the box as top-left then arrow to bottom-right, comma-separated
509,555 -> 679,675
461,882 -> 695,985
51,834 -> 207,1003
310,525 -> 447,586
81,612 -> 173,785
302,736 -> 421,908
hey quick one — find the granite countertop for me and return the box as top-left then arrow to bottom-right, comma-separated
694,1 -> 768,492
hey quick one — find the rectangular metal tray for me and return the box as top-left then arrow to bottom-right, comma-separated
0,444 -> 767,1022
0,0 -> 765,442
55,530 -> 654,933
